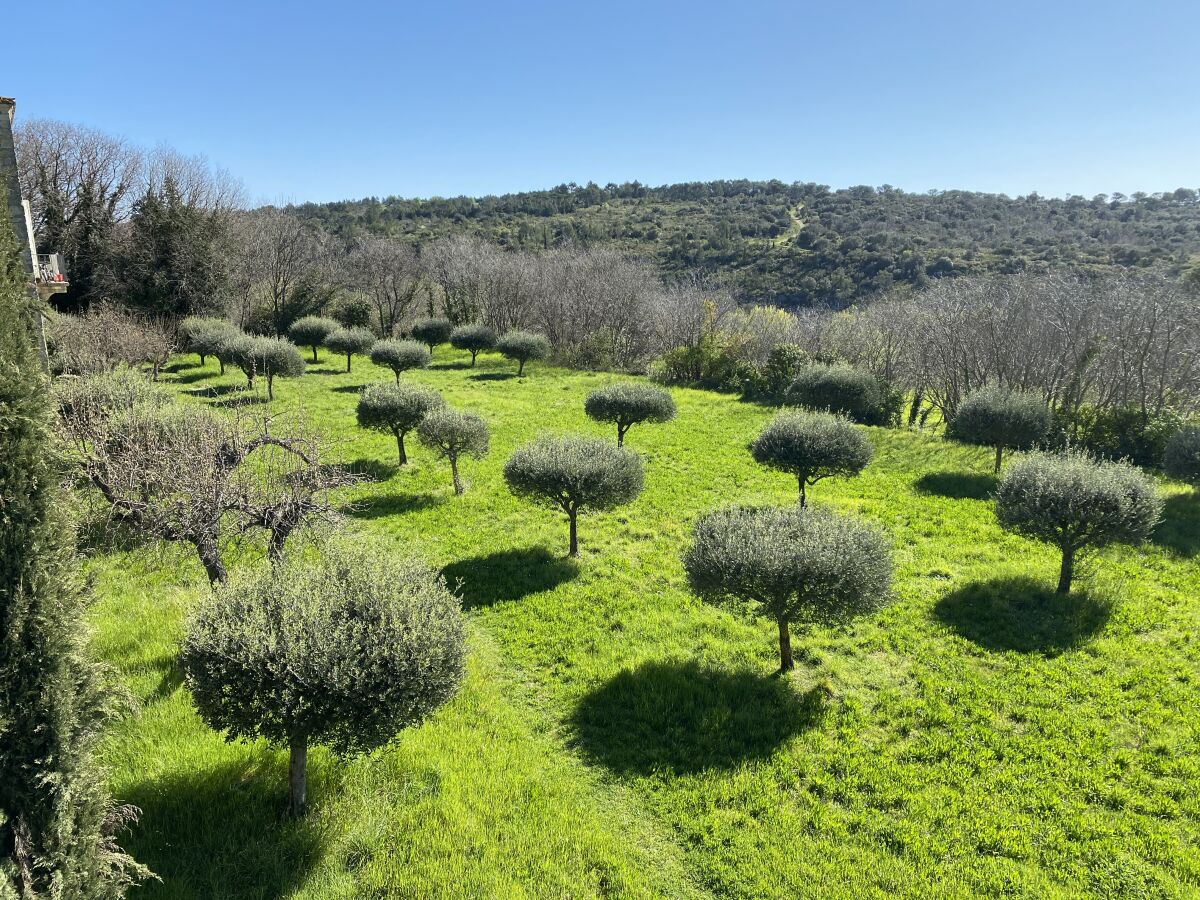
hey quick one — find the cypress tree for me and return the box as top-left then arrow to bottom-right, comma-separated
0,216 -> 148,895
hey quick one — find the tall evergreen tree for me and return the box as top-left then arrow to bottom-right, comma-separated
0,217 -> 148,896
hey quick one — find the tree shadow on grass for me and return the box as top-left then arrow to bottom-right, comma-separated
162,359 -> 198,373
933,576 -> 1111,655
332,457 -> 398,482
122,754 -> 324,900
468,372 -> 515,382
343,492 -> 442,520
174,369 -> 223,385
331,384 -> 367,394
1152,492 -> 1200,557
210,393 -> 270,408
186,383 -> 242,397
914,471 -> 997,501
430,361 -> 470,371
570,660 -> 826,775
308,366 -> 350,376
441,546 -> 578,609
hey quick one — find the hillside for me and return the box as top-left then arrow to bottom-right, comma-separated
295,181 -> 1200,306
89,347 -> 1200,898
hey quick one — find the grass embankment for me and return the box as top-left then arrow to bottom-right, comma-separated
87,349 -> 1200,898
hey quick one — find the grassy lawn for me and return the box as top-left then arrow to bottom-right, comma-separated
85,348 -> 1200,899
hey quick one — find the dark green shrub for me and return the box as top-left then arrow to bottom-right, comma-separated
742,344 -> 811,401
684,505 -> 892,671
417,408 -> 490,494
411,317 -> 453,352
370,339 -> 431,383
584,382 -> 676,447
504,435 -> 644,556
357,382 -> 444,464
785,363 -> 902,426
1,237 -> 149,893
180,542 -> 466,816
288,315 -> 340,362
1164,427 -> 1200,488
449,324 -> 497,366
331,294 -> 374,329
947,386 -> 1051,472
324,326 -> 376,373
496,331 -> 552,376
996,450 -> 1162,594
1072,404 -> 1187,468
650,341 -> 747,391
751,410 -> 873,506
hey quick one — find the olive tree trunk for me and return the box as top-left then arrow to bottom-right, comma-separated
289,735 -> 308,817
777,619 -> 794,672
396,431 -> 408,465
568,508 -> 578,557
1057,547 -> 1075,594
469,350 -> 479,367
194,535 -> 227,586
617,424 -> 628,448
345,352 -> 352,373
797,475 -> 807,509
450,455 -> 463,494
267,374 -> 275,401
517,358 -> 526,376
310,345 -> 319,363
994,444 -> 1004,474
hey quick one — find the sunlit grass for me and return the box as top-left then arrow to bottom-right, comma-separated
87,347 -> 1200,898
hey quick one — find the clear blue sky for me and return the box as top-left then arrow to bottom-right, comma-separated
9,0 -> 1198,204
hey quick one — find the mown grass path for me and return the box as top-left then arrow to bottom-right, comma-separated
87,350 -> 1200,898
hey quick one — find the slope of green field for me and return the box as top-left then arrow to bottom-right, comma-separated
86,349 -> 1200,898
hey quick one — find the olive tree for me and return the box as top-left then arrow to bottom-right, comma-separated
417,408 -> 490,494
584,382 -> 676,447
948,386 -> 1052,472
252,337 -> 307,400
786,364 -> 902,426
1163,427 -> 1200,489
412,316 -> 453,352
180,543 -> 466,817
497,330 -> 551,376
179,316 -> 233,366
216,331 -> 255,386
370,338 -> 431,383
288,315 -> 340,362
684,505 -> 892,671
751,410 -> 872,507
324,326 -> 375,373
449,323 -> 496,367
996,450 -> 1162,594
191,321 -> 238,373
357,382 -> 444,464
504,435 -> 644,556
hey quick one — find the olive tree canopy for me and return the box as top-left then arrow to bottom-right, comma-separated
996,450 -> 1162,593
357,381 -> 444,464
584,382 -> 676,447
496,331 -> 551,376
180,542 -> 466,816
449,323 -> 497,367
504,434 -> 644,556
324,326 -> 375,372
288,316 -> 340,362
684,505 -> 892,671
751,410 -> 872,507
411,317 -> 453,352
417,408 -> 490,494
370,338 -> 431,383
947,386 -> 1052,472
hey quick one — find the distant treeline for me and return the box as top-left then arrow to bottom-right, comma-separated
292,180 -> 1200,307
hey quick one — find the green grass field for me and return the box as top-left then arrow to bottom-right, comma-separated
85,348 -> 1200,899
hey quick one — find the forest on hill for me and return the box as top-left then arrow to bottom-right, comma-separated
295,180 -> 1200,307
